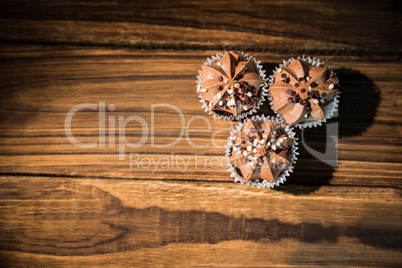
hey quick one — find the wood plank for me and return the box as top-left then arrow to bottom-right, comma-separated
0,44 -> 401,186
0,1 -> 400,267
0,0 -> 401,54
0,176 -> 401,267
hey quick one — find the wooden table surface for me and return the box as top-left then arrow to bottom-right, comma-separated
0,0 -> 401,267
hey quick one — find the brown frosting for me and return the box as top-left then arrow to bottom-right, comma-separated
199,51 -> 265,117
269,59 -> 339,124
228,119 -> 294,183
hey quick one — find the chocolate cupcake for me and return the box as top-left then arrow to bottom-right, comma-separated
196,51 -> 268,120
225,115 -> 298,188
268,56 -> 340,128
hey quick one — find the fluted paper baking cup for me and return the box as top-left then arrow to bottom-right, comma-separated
267,56 -> 340,129
224,115 -> 298,189
196,51 -> 268,121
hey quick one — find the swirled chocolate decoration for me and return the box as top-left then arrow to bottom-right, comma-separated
199,51 -> 265,117
269,59 -> 339,124
228,119 -> 294,182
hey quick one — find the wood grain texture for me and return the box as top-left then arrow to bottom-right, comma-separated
0,0 -> 401,55
0,0 -> 401,266
0,176 -> 401,267
0,44 -> 401,187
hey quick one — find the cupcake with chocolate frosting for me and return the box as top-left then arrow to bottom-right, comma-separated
225,115 -> 298,188
196,51 -> 268,120
268,56 -> 340,128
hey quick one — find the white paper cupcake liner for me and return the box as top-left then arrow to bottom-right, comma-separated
196,51 -> 269,121
224,115 -> 299,189
267,55 -> 341,129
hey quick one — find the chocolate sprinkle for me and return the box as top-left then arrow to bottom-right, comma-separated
321,92 -> 327,97
294,83 -> 300,87
286,89 -> 292,95
281,73 -> 287,78
301,88 -> 306,93
291,91 -> 296,97
218,76 -> 223,81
